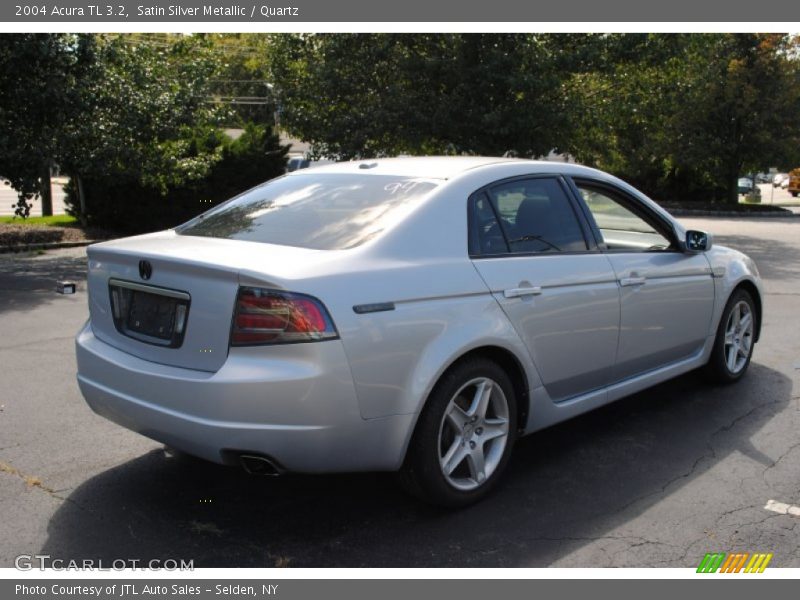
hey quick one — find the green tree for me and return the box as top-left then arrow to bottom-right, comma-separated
203,33 -> 276,127
1,33 -> 288,227
59,35 -> 228,199
58,34 -> 287,231
268,34 -> 572,159
0,34 -> 79,217
671,34 -> 800,204
565,34 -> 800,205
271,31 -> 800,208
563,34 -> 705,199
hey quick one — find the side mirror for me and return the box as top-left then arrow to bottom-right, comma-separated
684,230 -> 712,253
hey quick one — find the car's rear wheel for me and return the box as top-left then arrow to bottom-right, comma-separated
705,289 -> 756,383
400,358 -> 517,507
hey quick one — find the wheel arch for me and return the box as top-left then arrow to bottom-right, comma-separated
732,279 -> 763,342
400,343 -> 533,466
455,346 -> 530,433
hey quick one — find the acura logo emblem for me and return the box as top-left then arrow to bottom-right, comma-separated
138,260 -> 153,280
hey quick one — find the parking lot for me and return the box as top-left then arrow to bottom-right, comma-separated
753,181 -> 798,205
0,214 -> 798,568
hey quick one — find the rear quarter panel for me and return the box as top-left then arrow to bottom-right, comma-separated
254,257 -> 538,421
339,290 -> 539,420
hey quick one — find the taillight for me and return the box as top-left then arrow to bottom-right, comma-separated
231,287 -> 338,346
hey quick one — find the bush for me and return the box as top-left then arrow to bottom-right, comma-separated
65,124 -> 288,233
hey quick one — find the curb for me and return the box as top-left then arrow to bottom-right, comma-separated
665,209 -> 797,218
0,240 -> 100,254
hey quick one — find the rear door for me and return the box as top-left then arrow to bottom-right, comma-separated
571,179 -> 715,382
469,175 -> 620,402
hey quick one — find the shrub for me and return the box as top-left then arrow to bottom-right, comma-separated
65,124 -> 288,233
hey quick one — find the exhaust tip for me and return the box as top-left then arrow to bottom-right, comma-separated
239,454 -> 282,477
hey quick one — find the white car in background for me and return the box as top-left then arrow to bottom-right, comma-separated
76,157 -> 763,506
773,173 -> 789,188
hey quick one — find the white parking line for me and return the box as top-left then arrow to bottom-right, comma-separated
764,499 -> 800,516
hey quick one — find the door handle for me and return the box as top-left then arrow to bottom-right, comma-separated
619,276 -> 646,287
503,286 -> 542,298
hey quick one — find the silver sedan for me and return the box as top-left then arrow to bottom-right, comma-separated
76,157 -> 763,506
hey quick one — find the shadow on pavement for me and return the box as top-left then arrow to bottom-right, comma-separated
40,363 -> 791,567
0,251 -> 87,314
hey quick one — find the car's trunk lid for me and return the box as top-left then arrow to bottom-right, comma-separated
85,231 -> 329,372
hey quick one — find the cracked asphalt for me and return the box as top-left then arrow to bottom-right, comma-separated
0,216 -> 798,568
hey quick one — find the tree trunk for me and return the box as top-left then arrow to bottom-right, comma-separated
40,164 -> 53,217
75,174 -> 87,227
727,171 -> 739,206
725,152 -> 742,206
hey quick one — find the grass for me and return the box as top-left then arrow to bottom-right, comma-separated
0,215 -> 77,226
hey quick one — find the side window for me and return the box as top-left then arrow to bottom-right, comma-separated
487,177 -> 587,254
470,191 -> 510,256
576,184 -> 673,252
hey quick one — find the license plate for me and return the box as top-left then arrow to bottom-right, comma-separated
108,279 -> 190,348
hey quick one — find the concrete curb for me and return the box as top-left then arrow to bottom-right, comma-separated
0,240 -> 100,254
665,209 -> 797,218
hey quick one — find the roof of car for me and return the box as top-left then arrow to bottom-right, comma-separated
285,156 -> 574,180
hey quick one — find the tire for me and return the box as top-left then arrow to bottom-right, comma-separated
705,289 -> 757,384
399,357 -> 518,508
792,191 -> 798,198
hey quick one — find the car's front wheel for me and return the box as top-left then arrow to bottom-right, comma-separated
400,357 -> 517,507
705,289 -> 757,383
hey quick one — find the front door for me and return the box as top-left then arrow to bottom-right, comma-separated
573,180 -> 715,382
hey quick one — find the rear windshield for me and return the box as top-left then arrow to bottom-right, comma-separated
176,173 -> 440,250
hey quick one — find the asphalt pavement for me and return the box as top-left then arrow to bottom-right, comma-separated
756,182 -> 799,206
0,216 -> 798,568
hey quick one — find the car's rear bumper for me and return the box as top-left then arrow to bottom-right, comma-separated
75,322 -> 413,472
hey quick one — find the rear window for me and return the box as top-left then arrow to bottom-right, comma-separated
176,173 -> 439,250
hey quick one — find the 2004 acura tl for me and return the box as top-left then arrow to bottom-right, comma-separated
76,157 -> 763,506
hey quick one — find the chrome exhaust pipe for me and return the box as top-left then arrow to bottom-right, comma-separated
239,454 -> 281,476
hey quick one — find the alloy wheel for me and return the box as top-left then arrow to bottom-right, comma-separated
724,300 -> 754,374
437,377 -> 510,491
